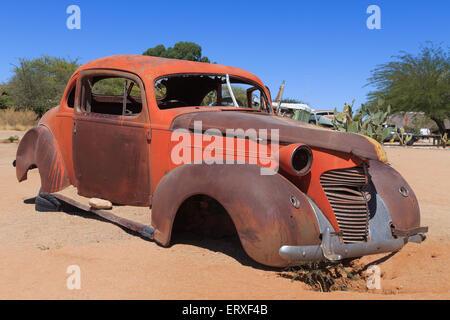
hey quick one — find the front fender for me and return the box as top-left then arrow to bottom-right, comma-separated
16,125 -> 70,193
151,163 -> 320,267
368,160 -> 421,232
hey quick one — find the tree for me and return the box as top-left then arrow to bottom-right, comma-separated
0,83 -> 13,108
281,98 -> 307,104
7,56 -> 79,116
143,41 -> 210,63
366,43 -> 450,135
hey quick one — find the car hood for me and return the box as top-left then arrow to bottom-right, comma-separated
170,111 -> 387,162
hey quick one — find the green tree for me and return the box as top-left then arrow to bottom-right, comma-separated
143,41 -> 210,63
0,83 -> 13,108
7,56 -> 79,116
366,43 -> 450,135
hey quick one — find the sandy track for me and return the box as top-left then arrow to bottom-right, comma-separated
0,135 -> 449,299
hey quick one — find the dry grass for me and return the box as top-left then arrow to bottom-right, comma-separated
279,260 -> 366,292
0,108 -> 38,131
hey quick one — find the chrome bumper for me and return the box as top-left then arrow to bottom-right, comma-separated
279,196 -> 427,264
279,227 -> 426,262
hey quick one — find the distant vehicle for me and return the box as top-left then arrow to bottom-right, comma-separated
383,124 -> 419,146
309,110 -> 334,128
420,128 -> 431,135
312,110 -> 334,120
272,102 -> 312,123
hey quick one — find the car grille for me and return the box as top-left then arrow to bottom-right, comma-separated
320,166 -> 370,243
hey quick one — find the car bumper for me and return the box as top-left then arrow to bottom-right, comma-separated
278,196 -> 427,264
279,228 -> 426,262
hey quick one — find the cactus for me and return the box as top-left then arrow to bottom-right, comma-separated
393,127 -> 413,146
291,109 -> 312,123
332,99 -> 392,143
292,110 -> 302,121
441,133 -> 449,149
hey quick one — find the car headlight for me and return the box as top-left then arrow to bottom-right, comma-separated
279,143 -> 313,176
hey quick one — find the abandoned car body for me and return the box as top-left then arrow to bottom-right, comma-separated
14,55 -> 428,267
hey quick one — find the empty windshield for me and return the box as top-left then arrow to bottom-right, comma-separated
154,74 -> 271,113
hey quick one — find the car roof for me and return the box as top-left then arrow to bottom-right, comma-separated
314,110 -> 334,114
77,55 -> 263,85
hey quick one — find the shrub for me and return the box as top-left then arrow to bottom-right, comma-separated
7,56 -> 79,116
280,260 -> 364,292
0,108 -> 38,130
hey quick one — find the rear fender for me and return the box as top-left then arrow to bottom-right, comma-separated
151,163 -> 320,267
16,125 -> 70,193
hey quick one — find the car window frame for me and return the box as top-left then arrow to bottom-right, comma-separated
76,69 -> 149,122
152,73 -> 273,114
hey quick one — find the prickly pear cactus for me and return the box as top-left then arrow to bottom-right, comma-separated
332,99 -> 392,143
390,127 -> 414,146
441,133 -> 449,148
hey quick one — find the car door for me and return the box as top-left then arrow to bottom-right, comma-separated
73,69 -> 151,206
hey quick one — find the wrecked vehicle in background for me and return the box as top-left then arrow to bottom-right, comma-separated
14,55 -> 428,267
383,124 -> 419,146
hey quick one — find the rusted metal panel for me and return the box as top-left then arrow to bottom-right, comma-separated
51,193 -> 154,239
77,55 -> 267,94
391,226 -> 429,238
169,111 -> 384,162
72,69 -> 152,206
16,125 -> 70,193
72,114 -> 151,206
368,160 -> 421,232
151,163 -> 321,267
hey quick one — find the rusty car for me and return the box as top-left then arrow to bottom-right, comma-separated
14,55 -> 428,267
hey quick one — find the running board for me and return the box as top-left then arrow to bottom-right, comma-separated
51,193 -> 155,240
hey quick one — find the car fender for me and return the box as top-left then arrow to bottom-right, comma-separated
368,160 -> 421,232
16,125 -> 70,193
151,163 -> 321,267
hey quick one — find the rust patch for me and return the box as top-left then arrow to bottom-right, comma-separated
15,125 -> 70,193
368,160 -> 421,231
170,111 -> 383,161
151,163 -> 320,267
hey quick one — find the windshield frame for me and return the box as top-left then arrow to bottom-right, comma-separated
152,73 -> 274,114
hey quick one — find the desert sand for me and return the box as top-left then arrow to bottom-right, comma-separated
0,130 -> 448,299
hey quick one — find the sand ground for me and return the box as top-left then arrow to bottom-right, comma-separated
0,130 -> 448,299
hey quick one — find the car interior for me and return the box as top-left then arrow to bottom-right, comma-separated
83,76 -> 143,116
81,74 -> 270,116
154,74 -> 270,112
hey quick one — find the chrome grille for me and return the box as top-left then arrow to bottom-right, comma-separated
320,166 -> 370,243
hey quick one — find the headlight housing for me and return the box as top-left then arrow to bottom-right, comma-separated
279,143 -> 313,176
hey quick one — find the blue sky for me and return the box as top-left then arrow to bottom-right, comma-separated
0,0 -> 448,110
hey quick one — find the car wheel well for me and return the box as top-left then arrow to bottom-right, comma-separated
171,194 -> 238,239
